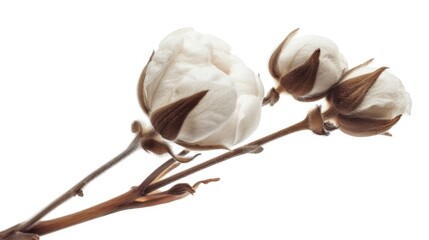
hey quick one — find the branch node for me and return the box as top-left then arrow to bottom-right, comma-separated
76,190 -> 84,197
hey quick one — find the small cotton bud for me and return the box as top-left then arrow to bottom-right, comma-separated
327,66 -> 411,136
269,29 -> 348,101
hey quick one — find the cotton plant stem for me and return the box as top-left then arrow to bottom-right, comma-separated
28,189 -> 138,236
24,159 -> 179,236
0,135 -> 141,238
11,116 -> 310,237
145,117 -> 309,193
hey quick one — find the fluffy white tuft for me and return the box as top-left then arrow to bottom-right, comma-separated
143,28 -> 264,147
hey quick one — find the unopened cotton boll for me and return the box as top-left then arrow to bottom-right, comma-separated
327,66 -> 411,136
269,29 -> 348,101
138,28 -> 264,149
347,67 -> 411,119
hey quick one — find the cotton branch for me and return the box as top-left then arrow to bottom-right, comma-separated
0,27 -> 411,240
0,135 -> 141,239
0,106 -> 326,239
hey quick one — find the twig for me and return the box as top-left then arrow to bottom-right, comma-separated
24,157 -> 181,236
0,134 -> 141,238
145,117 -> 309,193
14,115 -> 311,237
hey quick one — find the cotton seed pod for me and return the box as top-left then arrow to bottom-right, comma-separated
328,66 -> 411,136
138,28 -> 264,148
269,29 -> 348,101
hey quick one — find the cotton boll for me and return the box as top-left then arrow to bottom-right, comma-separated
347,67 -> 412,119
326,66 -> 412,137
139,28 -> 264,148
191,95 -> 262,147
269,29 -> 347,101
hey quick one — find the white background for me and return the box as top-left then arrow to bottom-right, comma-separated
0,1 -> 427,239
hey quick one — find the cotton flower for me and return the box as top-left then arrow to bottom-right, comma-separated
269,29 -> 348,101
138,28 -> 264,149
327,66 -> 411,136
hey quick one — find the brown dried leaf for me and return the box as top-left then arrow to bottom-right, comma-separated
134,178 -> 219,207
192,178 -> 220,189
167,183 -> 195,195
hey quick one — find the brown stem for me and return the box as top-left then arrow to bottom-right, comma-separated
0,135 -> 141,238
2,116 -> 310,238
145,117 -> 309,193
24,157 -> 181,236
11,154 -> 182,236
28,190 -> 138,236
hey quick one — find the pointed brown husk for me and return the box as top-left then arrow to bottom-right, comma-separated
337,114 -> 401,137
150,90 -> 208,140
137,51 -> 155,115
280,48 -> 321,97
268,28 -> 300,80
329,67 -> 388,114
